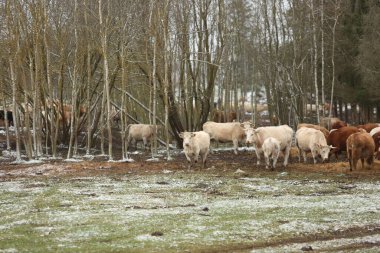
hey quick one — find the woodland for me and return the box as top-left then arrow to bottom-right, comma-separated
0,0 -> 380,160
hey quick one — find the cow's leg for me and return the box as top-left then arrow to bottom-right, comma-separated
255,148 -> 262,165
302,150 -> 307,163
209,140 -> 215,154
283,145 -> 291,167
187,155 -> 194,170
273,150 -> 279,169
201,150 -> 209,169
311,150 -> 317,164
142,137 -> 148,150
297,147 -> 302,163
361,158 -> 365,169
264,153 -> 270,169
352,158 -> 358,171
194,150 -> 199,164
233,139 -> 239,155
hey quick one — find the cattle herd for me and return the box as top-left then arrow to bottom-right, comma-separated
1,104 -> 380,172
179,117 -> 380,171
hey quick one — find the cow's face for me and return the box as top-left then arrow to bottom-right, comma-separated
319,145 -> 333,161
244,128 -> 258,145
180,132 -> 195,148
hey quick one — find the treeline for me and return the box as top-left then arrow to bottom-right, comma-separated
0,0 -> 379,160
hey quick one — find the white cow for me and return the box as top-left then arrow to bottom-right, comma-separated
127,124 -> 159,150
370,126 -> 380,136
296,127 -> 333,164
245,125 -> 294,167
179,131 -> 210,169
262,137 -> 281,169
202,121 -> 247,154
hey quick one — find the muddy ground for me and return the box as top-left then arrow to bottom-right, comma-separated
1,132 -> 380,252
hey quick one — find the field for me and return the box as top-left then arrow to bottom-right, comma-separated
1,145 -> 380,252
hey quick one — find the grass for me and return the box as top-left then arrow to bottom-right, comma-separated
0,169 -> 380,252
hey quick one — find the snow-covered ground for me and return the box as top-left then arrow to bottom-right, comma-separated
0,169 -> 379,252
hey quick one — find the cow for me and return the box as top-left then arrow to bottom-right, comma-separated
320,117 -> 347,130
211,109 -> 237,123
346,129 -> 375,171
327,126 -> 360,160
296,127 -> 333,164
372,131 -> 380,160
127,124 -> 160,150
179,131 -> 210,169
262,137 -> 281,169
245,125 -> 294,167
202,121 -> 246,155
357,123 -> 380,133
297,123 -> 329,140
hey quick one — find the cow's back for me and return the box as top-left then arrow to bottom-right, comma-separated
296,127 -> 326,150
328,126 -> 360,152
193,131 -> 211,150
257,125 -> 293,150
357,123 -> 380,133
202,121 -> 244,142
128,124 -> 154,139
297,123 -> 329,139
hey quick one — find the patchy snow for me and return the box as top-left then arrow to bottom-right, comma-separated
0,167 -> 379,252
64,158 -> 84,163
10,159 -> 43,165
146,157 -> 160,162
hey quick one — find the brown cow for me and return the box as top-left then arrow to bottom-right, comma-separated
297,123 -> 329,140
346,129 -> 375,171
372,131 -> 380,160
212,110 -> 237,123
327,126 -> 360,160
357,123 -> 380,133
320,117 -> 347,130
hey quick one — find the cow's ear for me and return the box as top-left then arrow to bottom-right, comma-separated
179,132 -> 184,138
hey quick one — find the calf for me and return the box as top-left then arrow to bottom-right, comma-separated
202,121 -> 246,154
245,125 -> 294,167
327,126 -> 360,160
127,124 -> 159,150
346,129 -> 375,171
296,127 -> 333,164
179,131 -> 210,169
262,137 -> 280,169
297,123 -> 329,140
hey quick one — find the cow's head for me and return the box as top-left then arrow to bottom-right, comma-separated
179,132 -> 196,148
244,127 -> 259,145
317,144 -> 334,161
